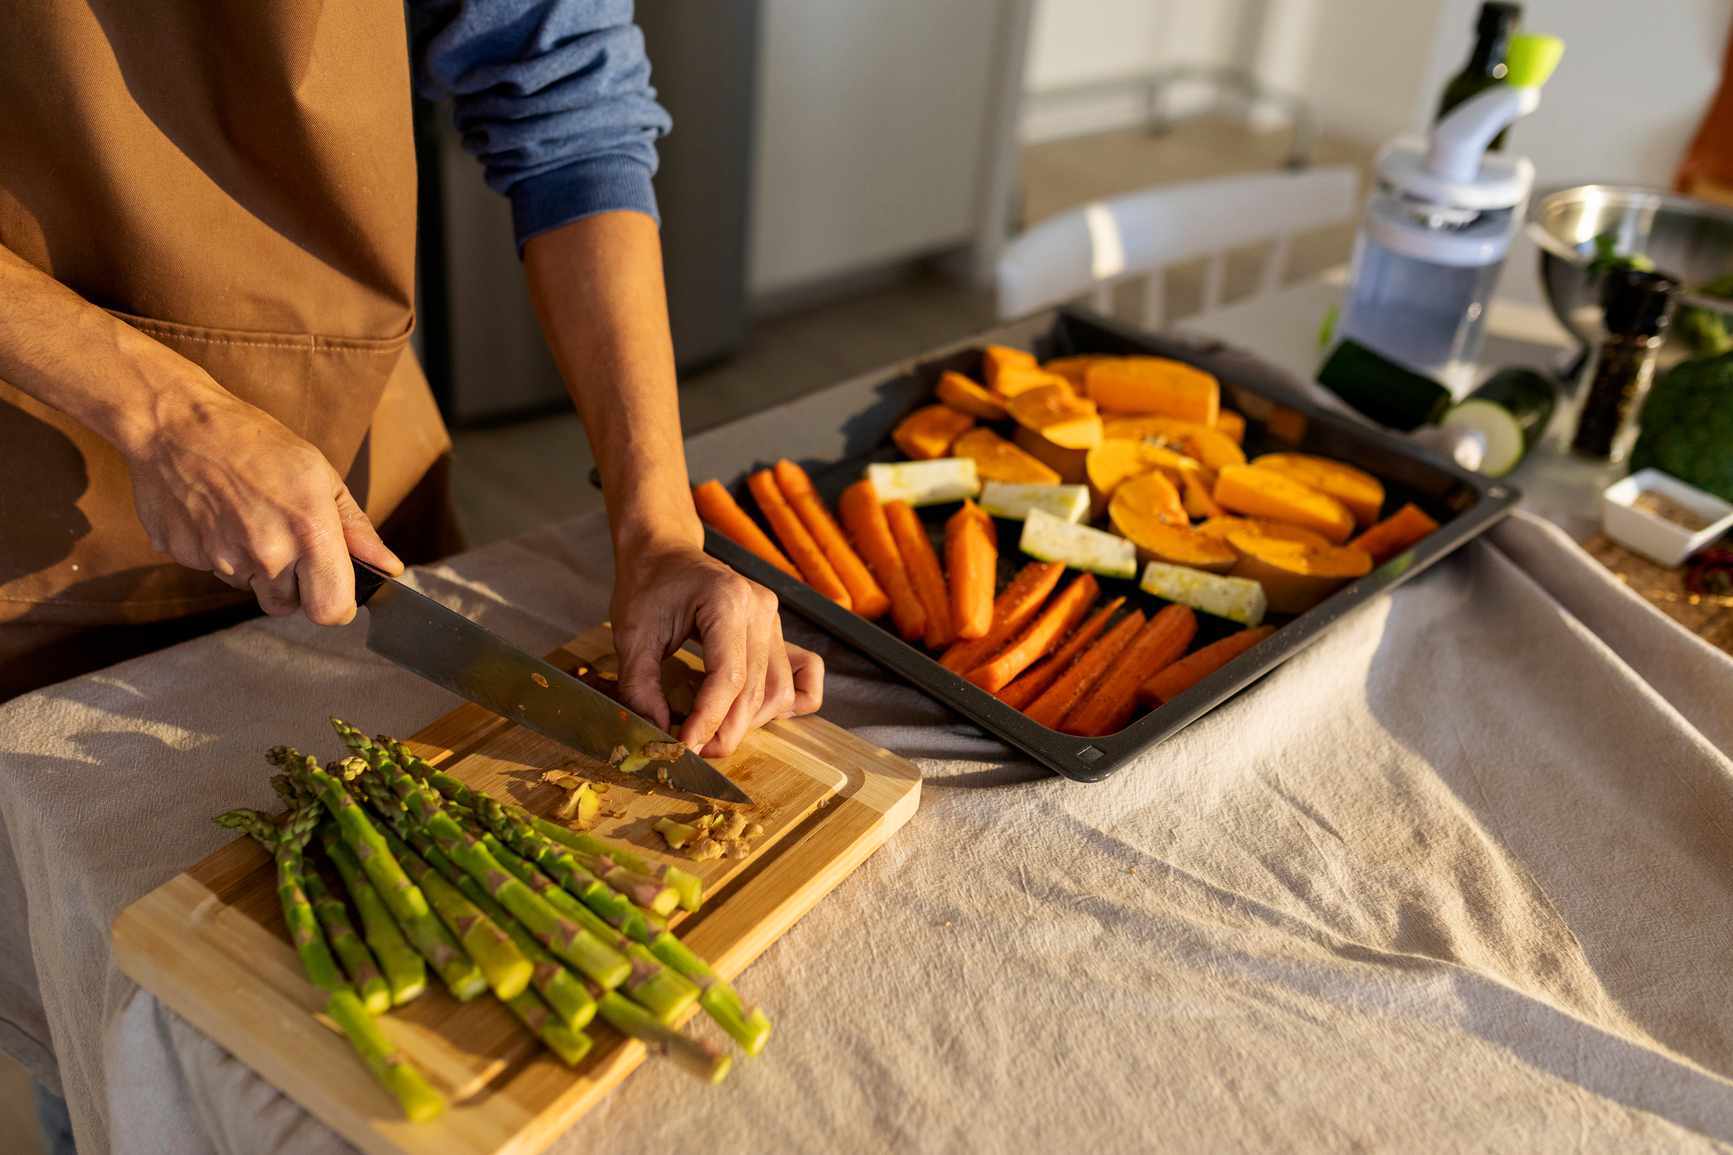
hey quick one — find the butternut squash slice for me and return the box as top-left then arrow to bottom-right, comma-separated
1181,473 -> 1225,519
935,371 -> 1009,420
1084,438 -> 1205,518
1109,493 -> 1238,573
1215,409 -> 1246,444
981,344 -> 1038,393
892,404 -> 975,461
1224,528 -> 1373,614
1196,517 -> 1332,549
1084,357 -> 1220,425
993,364 -> 1076,400
952,427 -> 1062,486
1250,453 -> 1385,527
1008,385 -> 1103,484
1042,354 -> 1104,390
1107,470 -> 1188,530
1212,464 -> 1355,544
1100,415 -> 1245,473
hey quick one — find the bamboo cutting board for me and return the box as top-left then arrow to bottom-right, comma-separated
112,626 -> 921,1155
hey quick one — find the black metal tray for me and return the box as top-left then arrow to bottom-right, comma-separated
700,308 -> 1518,781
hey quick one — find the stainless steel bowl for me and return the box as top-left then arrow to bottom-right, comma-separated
1528,183 -> 1733,352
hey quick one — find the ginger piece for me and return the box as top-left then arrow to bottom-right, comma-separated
655,817 -> 699,850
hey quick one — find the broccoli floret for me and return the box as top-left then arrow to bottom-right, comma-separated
1585,231 -> 1655,277
1631,352 -> 1733,502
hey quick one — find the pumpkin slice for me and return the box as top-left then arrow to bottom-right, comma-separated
1111,480 -> 1234,573
1042,355 -> 1104,390
994,364 -> 1076,400
1197,517 -> 1333,549
1225,528 -> 1373,614
1213,464 -> 1355,544
1251,453 -> 1385,526
1216,409 -> 1246,444
1106,470 -> 1187,531
1084,357 -> 1220,425
892,404 -> 975,460
1008,385 -> 1101,449
1101,415 -> 1245,473
1181,473 -> 1224,519
1084,438 -> 1205,518
982,344 -> 1037,393
952,427 -> 1062,485
935,371 -> 1009,420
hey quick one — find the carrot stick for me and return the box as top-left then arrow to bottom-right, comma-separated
1024,610 -> 1145,729
1137,625 -> 1274,706
966,573 -> 1098,693
693,480 -> 801,579
945,501 -> 999,641
838,480 -> 927,642
1060,604 -> 1198,735
997,596 -> 1125,710
747,469 -> 852,609
1349,502 -> 1440,565
773,460 -> 891,619
940,559 -> 1064,671
885,501 -> 954,649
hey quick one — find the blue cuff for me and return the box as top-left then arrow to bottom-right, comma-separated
509,155 -> 661,253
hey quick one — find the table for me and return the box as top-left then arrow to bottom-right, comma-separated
4,285 -> 1733,1155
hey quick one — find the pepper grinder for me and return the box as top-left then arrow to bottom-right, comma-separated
1570,267 -> 1678,461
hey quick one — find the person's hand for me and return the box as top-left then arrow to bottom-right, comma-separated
121,379 -> 403,624
611,540 -> 823,757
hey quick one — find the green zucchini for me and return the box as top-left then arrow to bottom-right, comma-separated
1316,338 -> 1453,432
1440,368 -> 1557,477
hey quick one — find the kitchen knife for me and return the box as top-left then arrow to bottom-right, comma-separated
351,558 -> 750,803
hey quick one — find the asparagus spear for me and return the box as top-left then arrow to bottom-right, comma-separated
302,858 -> 392,1014
467,793 -> 678,916
323,988 -> 447,1122
359,745 -> 633,990
272,747 -> 486,1001
476,832 -> 698,1024
381,825 -> 534,1001
213,807 -> 445,1119
322,827 -> 427,1007
594,989 -> 731,1084
352,722 -> 704,913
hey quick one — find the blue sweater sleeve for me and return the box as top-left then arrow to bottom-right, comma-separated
409,0 -> 672,249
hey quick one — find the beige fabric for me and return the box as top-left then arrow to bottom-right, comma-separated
1,492 -> 1730,1153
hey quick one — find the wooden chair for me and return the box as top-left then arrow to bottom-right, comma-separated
994,166 -> 1360,325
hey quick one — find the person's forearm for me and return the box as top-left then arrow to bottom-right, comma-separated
523,212 -> 700,557
0,243 -> 214,458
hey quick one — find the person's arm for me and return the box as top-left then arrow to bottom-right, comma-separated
414,0 -> 823,754
524,216 -> 822,754
0,245 -> 401,623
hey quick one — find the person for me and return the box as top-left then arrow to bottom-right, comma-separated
0,1 -> 821,754
5,3 -> 822,1151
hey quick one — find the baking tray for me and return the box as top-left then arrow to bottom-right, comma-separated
700,307 -> 1519,781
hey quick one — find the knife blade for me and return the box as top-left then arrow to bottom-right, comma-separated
351,558 -> 750,803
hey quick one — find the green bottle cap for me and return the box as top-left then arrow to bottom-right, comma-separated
1505,34 -> 1564,88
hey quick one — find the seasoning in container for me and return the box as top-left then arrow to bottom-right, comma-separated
1631,489 -> 1713,532
1571,267 -> 1678,461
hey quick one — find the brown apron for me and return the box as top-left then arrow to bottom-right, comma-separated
0,2 -> 454,689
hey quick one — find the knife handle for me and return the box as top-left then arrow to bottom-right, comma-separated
352,556 -> 390,606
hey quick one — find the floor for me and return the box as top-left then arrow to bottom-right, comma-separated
0,115 -> 1371,1153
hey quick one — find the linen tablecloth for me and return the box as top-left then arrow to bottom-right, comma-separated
4,406 -> 1733,1153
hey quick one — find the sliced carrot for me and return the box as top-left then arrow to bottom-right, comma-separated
1025,610 -> 1146,729
940,560 -> 1065,672
839,481 -> 927,642
997,596 -> 1125,710
1349,502 -> 1440,564
694,480 -> 800,579
774,459 -> 891,619
1137,625 -> 1273,706
966,572 -> 1098,693
747,469 -> 851,609
1060,605 -> 1198,735
886,501 -> 954,648
944,501 -> 998,641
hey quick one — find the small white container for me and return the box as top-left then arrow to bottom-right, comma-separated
1600,468 -> 1733,567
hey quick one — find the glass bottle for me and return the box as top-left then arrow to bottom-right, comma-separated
1436,2 -> 1523,151
1570,267 -> 1678,462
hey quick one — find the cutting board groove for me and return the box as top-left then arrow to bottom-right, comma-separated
113,626 -> 919,1155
